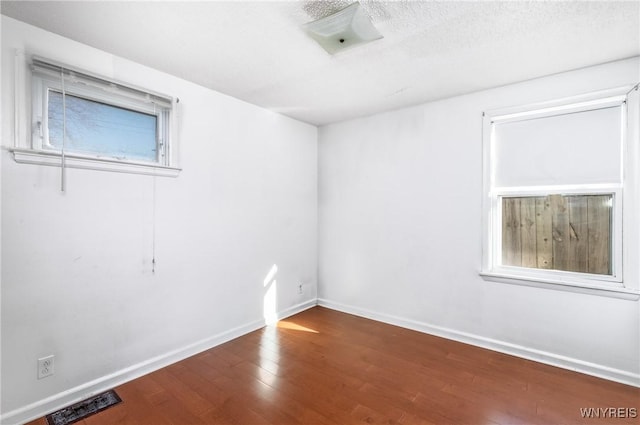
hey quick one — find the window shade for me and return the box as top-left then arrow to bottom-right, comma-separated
493,105 -> 623,187
31,56 -> 173,109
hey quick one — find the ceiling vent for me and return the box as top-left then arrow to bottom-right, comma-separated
302,2 -> 383,55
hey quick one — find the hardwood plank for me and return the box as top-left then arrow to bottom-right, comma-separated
520,197 -> 537,268
535,196 -> 553,269
502,198 -> 522,266
587,195 -> 611,275
568,196 -> 588,273
26,307 -> 639,425
551,194 -> 570,271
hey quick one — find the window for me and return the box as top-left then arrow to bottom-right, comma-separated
501,194 -> 613,275
481,87 -> 640,297
11,54 -> 179,177
46,91 -> 158,162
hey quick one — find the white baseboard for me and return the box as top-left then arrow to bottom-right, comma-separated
317,298 -> 640,388
1,299 -> 317,425
275,299 -> 317,322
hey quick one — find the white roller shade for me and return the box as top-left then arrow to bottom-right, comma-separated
493,105 -> 623,187
31,56 -> 173,109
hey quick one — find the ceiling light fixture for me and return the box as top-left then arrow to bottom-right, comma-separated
302,2 -> 383,55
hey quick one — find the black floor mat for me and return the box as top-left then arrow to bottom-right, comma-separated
46,390 -> 122,425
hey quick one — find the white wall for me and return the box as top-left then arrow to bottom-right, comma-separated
318,57 -> 640,384
1,16 -> 317,423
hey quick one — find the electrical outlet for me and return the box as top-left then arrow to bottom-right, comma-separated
38,355 -> 54,379
298,283 -> 303,294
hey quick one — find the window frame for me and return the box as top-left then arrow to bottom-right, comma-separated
481,86 -> 640,298
33,73 -> 168,163
494,187 -> 622,283
11,52 -> 180,177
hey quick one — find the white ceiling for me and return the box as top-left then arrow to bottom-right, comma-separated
1,1 -> 639,126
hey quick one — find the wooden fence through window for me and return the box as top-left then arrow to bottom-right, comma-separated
501,194 -> 611,275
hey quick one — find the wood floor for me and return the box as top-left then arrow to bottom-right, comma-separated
28,307 -> 639,425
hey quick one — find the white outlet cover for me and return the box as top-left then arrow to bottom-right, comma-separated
38,355 -> 54,379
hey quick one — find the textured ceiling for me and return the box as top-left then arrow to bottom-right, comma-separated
1,1 -> 639,125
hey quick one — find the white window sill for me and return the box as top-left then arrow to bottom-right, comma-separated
480,271 -> 640,300
9,148 -> 181,178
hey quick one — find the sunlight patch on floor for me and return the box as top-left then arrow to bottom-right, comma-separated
277,320 -> 319,333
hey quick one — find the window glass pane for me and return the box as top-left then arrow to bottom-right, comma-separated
501,194 -> 612,275
47,91 -> 158,162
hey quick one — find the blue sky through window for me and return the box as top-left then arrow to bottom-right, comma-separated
48,91 -> 158,162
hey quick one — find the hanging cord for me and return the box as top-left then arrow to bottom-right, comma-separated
152,169 -> 157,274
151,101 -> 157,274
60,68 -> 67,192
